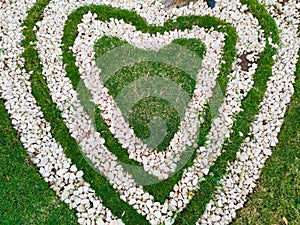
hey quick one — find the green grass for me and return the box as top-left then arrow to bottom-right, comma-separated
92,35 -> 213,190
0,0 -> 299,225
94,36 -> 203,152
232,50 -> 300,225
76,35 -> 204,186
0,99 -> 78,225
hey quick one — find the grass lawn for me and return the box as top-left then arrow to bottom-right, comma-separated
0,98 -> 78,225
0,0 -> 299,224
232,50 -> 300,225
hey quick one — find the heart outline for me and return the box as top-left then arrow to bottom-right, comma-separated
18,0 -> 274,224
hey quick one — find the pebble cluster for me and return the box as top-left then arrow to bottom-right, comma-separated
0,0 -> 299,225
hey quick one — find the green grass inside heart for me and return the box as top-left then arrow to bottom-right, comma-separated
94,35 -> 204,151
70,33 -> 210,189
128,97 -> 181,150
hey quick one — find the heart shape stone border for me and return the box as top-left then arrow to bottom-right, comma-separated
2,0 -> 299,225
38,13 -> 227,224
73,18 -> 225,180
34,1 -> 265,224
65,17 -> 225,223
